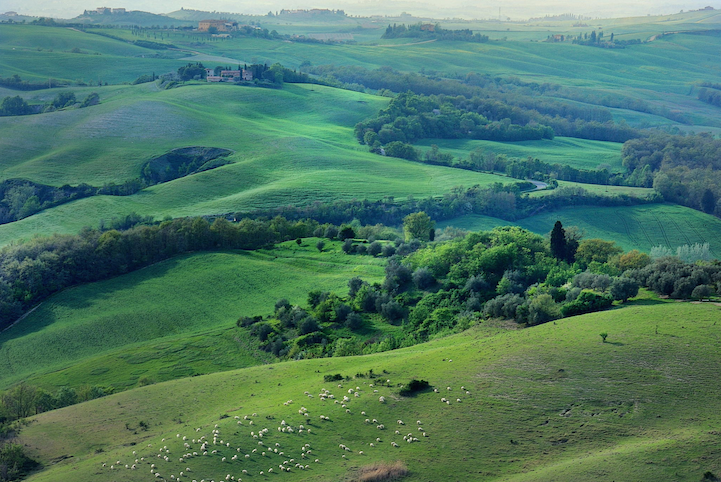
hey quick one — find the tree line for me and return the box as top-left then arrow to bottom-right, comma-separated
622,133 -> 721,216
382,23 -> 489,43
0,148 -> 232,225
0,91 -> 99,117
231,182 -> 658,228
310,65 -> 643,143
0,216 -> 332,330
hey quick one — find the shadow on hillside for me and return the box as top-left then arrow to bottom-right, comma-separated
624,298 -> 666,306
605,341 -> 625,346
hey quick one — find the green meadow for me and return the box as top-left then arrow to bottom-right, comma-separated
0,240 -> 386,391
16,300 -> 721,481
414,137 -> 625,172
0,82 -> 518,245
439,204 -> 721,257
2,11 -> 721,481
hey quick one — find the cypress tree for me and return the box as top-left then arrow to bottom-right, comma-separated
550,221 -> 567,261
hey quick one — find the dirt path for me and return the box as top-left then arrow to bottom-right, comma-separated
528,180 -> 548,191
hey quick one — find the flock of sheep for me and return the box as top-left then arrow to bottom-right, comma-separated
101,379 -> 472,481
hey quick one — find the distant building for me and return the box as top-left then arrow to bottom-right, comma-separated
204,68 -> 253,82
198,19 -> 238,32
96,7 -> 111,14
4,11 -> 18,16
420,24 -> 436,32
112,8 -> 126,13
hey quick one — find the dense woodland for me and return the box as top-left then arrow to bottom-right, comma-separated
237,221 -> 720,360
622,133 -> 721,216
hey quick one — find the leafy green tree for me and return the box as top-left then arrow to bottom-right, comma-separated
0,96 -> 30,116
575,239 -> 623,266
528,294 -> 560,325
52,91 -> 76,109
609,277 -> 639,302
403,212 -> 435,242
315,240 -> 325,252
0,384 -> 37,419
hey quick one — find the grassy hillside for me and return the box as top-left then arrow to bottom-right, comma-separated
0,82 -> 518,245
439,204 -> 721,257
414,137 -> 624,172
0,240 -> 386,391
16,300 -> 721,481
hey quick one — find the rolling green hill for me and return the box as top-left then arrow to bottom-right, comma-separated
0,240 -> 386,392
414,137 -> 624,172
16,300 -> 721,481
438,203 -> 721,257
0,82 -> 519,245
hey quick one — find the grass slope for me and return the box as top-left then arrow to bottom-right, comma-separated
0,240 -> 385,391
439,204 -> 721,256
414,137 -> 624,172
17,300 -> 721,481
0,82 -> 516,245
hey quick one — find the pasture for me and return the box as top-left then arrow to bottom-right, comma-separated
16,300 -> 721,482
0,240 -> 386,391
414,137 -> 625,172
439,203 -> 721,257
0,82 -> 517,245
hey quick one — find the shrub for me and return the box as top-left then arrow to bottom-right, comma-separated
560,290 -> 613,317
609,277 -> 639,302
345,312 -> 363,330
316,240 -> 325,252
412,267 -> 435,289
399,379 -> 430,396
323,374 -> 343,382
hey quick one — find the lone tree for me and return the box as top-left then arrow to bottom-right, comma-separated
701,189 -> 716,214
550,221 -> 567,261
403,211 -> 435,242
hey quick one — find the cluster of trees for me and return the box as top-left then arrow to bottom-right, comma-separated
236,183 -> 658,230
141,147 -> 233,184
622,133 -> 721,215
1,383 -> 109,423
312,65 -> 643,143
382,23 -> 489,43
355,92 -> 555,149
0,215 -> 351,329
698,85 -> 721,108
0,442 -> 37,482
235,224 -> 657,359
0,74 -> 62,91
176,62 -> 310,85
0,148 -> 231,224
569,31 -> 643,48
627,257 -> 720,299
0,180 -> 98,224
0,92 -> 99,117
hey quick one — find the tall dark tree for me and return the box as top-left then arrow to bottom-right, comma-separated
550,221 -> 567,261
701,189 -> 716,214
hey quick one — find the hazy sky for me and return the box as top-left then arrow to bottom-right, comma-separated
4,0 -> 721,20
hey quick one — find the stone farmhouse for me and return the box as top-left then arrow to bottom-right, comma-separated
198,19 -> 239,32
204,68 -> 253,82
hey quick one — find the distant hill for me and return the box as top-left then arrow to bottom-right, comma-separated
68,10 -> 195,27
